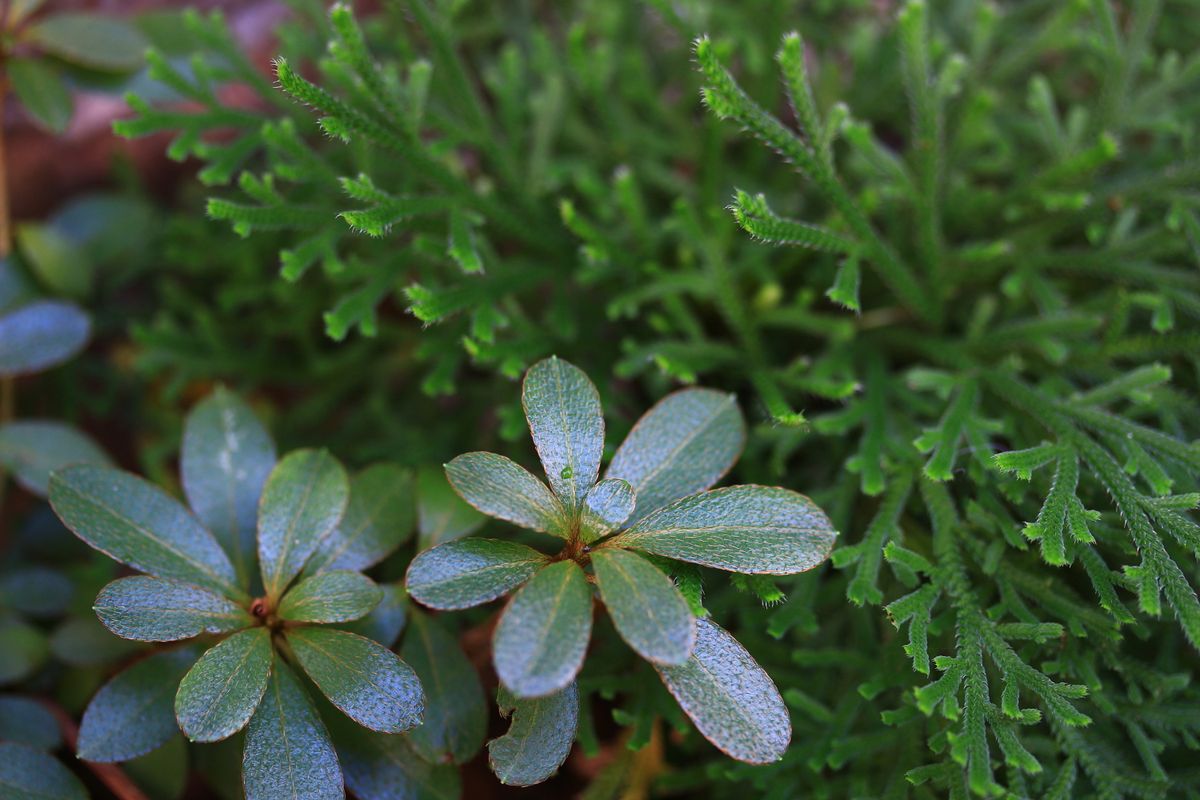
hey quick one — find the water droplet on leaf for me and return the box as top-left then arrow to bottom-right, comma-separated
560,466 -> 574,480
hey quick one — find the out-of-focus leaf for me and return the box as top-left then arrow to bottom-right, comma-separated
0,421 -> 110,498
332,718 -> 461,800
16,224 -> 90,297
8,58 -> 72,133
0,301 -> 90,377
0,742 -> 87,799
78,647 -> 199,762
341,582 -> 408,647
0,620 -> 48,684
306,463 -> 414,575
27,13 -> 147,72
49,615 -> 139,667
0,567 -> 73,617
124,735 -> 187,800
416,465 -> 484,550
0,695 -> 61,750
402,612 -> 486,765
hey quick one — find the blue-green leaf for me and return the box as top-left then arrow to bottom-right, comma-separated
0,301 -> 90,377
402,612 -> 486,765
182,387 -> 276,590
607,388 -> 745,522
0,695 -> 61,750
522,356 -> 604,509
332,720 -> 461,800
488,683 -> 578,786
94,576 -> 252,641
0,742 -> 87,800
305,464 -> 414,576
416,465 -> 484,550
581,478 -> 636,543
258,449 -> 349,602
0,421 -> 109,498
655,618 -> 790,764
341,582 -> 408,648
287,627 -> 423,734
277,570 -> 382,624
618,485 -> 837,574
493,560 -> 592,698
78,647 -> 199,762
406,538 -> 548,610
444,452 -> 564,535
175,628 -> 272,743
243,656 -> 343,800
49,465 -> 242,599
592,548 -> 695,665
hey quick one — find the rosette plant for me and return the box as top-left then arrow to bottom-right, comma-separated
46,388 -> 423,799
406,357 -> 838,782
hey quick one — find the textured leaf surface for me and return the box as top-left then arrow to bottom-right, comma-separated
332,719 -> 461,800
0,301 -> 90,377
182,387 -> 276,589
581,478 -> 636,542
288,627 -> 423,733
78,647 -> 199,762
94,576 -> 252,641
8,58 -> 72,133
50,465 -> 241,598
0,742 -> 87,800
619,485 -> 836,574
176,628 -> 272,743
243,656 -> 342,800
27,13 -> 146,71
417,464 -> 484,550
0,420 -> 109,497
306,463 -> 414,575
258,449 -> 349,601
655,617 -> 790,764
607,388 -> 745,522
592,548 -> 695,664
444,452 -> 564,534
406,538 -> 548,610
487,683 -> 578,787
402,612 -> 486,765
522,356 -> 604,509
0,695 -> 61,750
278,570 -> 382,623
493,560 -> 592,698
342,582 -> 408,647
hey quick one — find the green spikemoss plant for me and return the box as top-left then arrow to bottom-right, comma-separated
405,356 -> 837,783
47,387 -> 422,800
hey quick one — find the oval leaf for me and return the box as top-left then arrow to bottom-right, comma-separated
493,560 -> 592,698
78,647 -> 199,762
592,548 -> 695,665
417,465 -> 484,550
402,612 -> 486,765
277,570 -> 382,624
0,695 -> 61,750
581,478 -> 635,543
176,628 -> 272,743
0,421 -> 110,498
258,449 -> 349,601
487,683 -> 578,787
8,58 -> 72,133
27,13 -> 147,72
0,567 -> 73,618
655,617 -> 790,764
444,452 -> 564,535
331,718 -> 461,800
0,301 -> 90,377
607,388 -> 745,522
0,742 -> 87,800
287,627 -> 423,733
94,576 -> 252,642
49,465 -> 241,598
342,582 -> 408,648
618,485 -> 836,574
306,463 -> 415,575
243,656 -> 343,800
0,620 -> 48,684
182,387 -> 276,590
522,356 -> 604,509
406,538 -> 548,611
